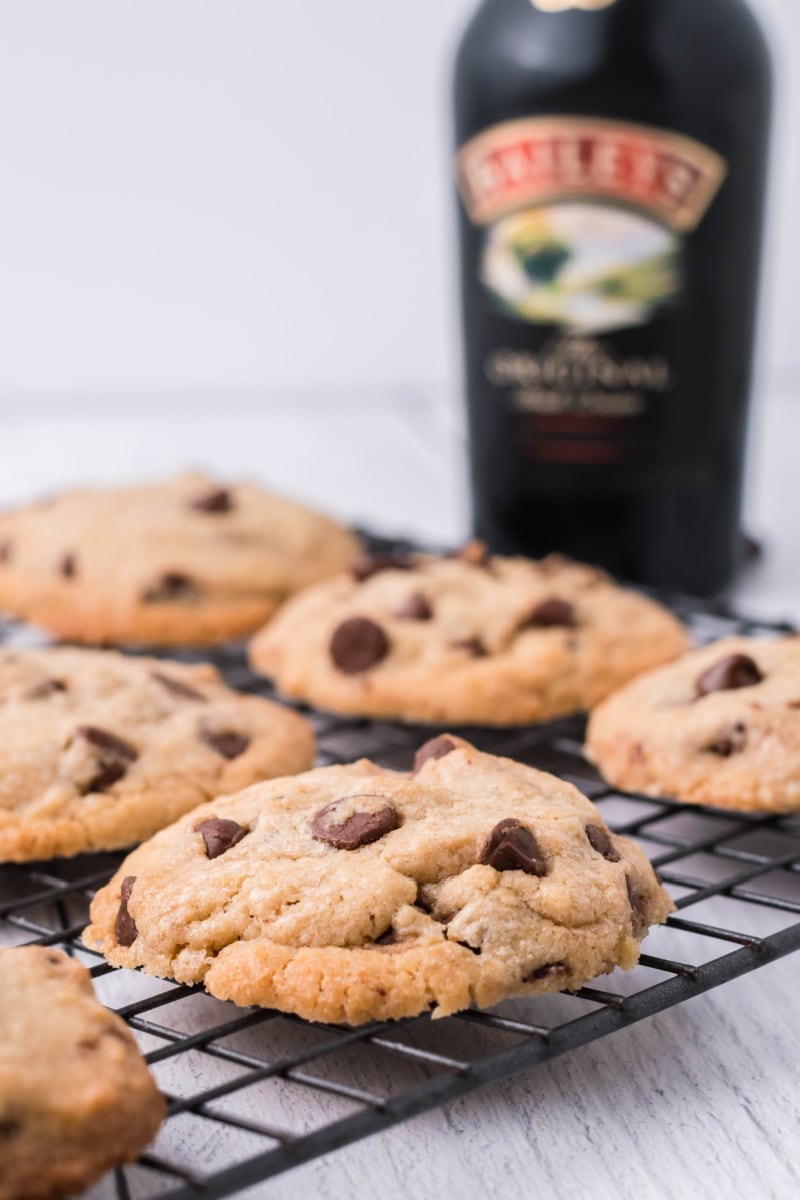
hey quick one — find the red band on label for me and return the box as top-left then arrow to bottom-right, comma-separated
458,117 -> 727,232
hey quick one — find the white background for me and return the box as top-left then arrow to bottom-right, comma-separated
0,0 -> 795,405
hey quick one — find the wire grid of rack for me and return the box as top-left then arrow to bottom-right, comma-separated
2,595 -> 800,1199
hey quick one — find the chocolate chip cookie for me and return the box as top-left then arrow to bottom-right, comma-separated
249,547 -> 690,724
0,473 -> 361,645
0,945 -> 164,1200
85,735 -> 673,1025
586,636 -> 800,812
0,646 -> 314,861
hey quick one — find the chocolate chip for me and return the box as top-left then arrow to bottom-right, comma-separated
311,794 -> 399,850
0,1118 -> 21,1140
452,637 -> 488,658
330,617 -> 389,674
78,726 -> 137,759
195,817 -> 248,858
480,818 -> 548,876
523,598 -> 577,629
0,540 -> 12,565
374,929 -> 399,946
696,654 -> 763,697
394,592 -> 433,621
152,671 -> 207,702
352,553 -> 414,582
626,875 -> 648,937
115,875 -> 138,946
523,961 -> 567,983
449,540 -> 491,567
190,487 -> 233,514
586,823 -> 622,863
142,572 -> 198,604
200,727 -> 250,760
76,726 -> 138,793
59,552 -> 77,579
454,940 -> 482,956
708,721 -> 748,757
27,678 -> 67,700
413,735 -> 457,773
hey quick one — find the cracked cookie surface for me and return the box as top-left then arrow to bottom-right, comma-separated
0,646 -> 314,861
0,945 -> 164,1200
249,548 -> 689,725
85,736 -> 673,1025
0,473 -> 360,645
586,636 -> 800,812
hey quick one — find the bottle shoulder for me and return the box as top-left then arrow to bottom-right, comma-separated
454,0 -> 772,140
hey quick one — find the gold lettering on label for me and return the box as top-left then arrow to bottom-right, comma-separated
514,390 -> 646,417
485,338 -> 671,398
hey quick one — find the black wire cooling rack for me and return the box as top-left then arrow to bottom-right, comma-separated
2,592 -> 800,1200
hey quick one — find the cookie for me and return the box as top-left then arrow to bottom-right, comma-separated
0,945 -> 164,1200
85,735 -> 673,1025
0,645 -> 314,862
586,636 -> 800,813
0,473 -> 360,645
249,546 -> 690,725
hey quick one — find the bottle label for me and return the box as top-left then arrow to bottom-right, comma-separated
458,116 -> 726,334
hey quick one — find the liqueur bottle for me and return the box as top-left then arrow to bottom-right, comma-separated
454,0 -> 772,594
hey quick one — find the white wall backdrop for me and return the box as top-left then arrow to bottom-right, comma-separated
0,0 -> 795,403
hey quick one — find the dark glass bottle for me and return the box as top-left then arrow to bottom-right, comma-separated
454,0 -> 772,594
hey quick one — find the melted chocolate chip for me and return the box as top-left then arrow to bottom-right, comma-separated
190,487 -> 233,513
708,721 -> 748,757
59,552 -> 77,579
452,636 -> 488,658
696,654 -> 763,697
115,875 -> 138,947
0,540 -> 12,565
394,592 -> 433,621
330,617 -> 390,674
195,817 -> 248,858
480,818 -> 548,876
0,1118 -> 21,1140
523,598 -> 577,629
200,727 -> 250,760
352,553 -> 414,582
626,875 -> 648,937
524,962 -> 567,983
449,540 -> 491,567
152,671 -> 207,701
79,726 -> 137,759
413,734 -> 458,773
374,929 -> 399,946
27,678 -> 67,700
311,795 -> 399,850
76,726 -> 138,793
142,573 -> 198,604
539,553 -> 571,576
586,823 -> 622,863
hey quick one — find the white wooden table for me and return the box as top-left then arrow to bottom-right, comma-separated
4,390 -> 799,1200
